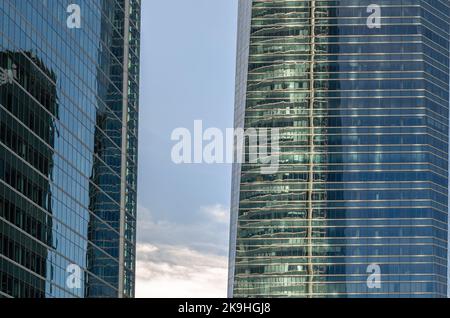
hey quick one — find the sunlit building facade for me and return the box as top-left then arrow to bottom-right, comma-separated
229,0 -> 449,298
0,0 -> 140,297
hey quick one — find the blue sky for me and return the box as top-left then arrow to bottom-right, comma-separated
135,0 -> 238,297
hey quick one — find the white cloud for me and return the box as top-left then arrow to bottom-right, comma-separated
137,204 -> 230,255
136,204 -> 230,298
201,204 -> 229,224
135,243 -> 228,298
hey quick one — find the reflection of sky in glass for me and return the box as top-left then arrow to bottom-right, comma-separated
230,1 -> 449,298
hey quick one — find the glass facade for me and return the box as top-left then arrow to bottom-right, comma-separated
229,0 -> 449,297
0,0 -> 140,297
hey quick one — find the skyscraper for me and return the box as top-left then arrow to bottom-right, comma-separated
0,0 -> 140,298
229,0 -> 449,298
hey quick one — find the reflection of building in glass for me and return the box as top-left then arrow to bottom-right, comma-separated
0,51 -> 57,298
0,0 -> 140,298
85,0 -> 139,298
229,1 -> 449,298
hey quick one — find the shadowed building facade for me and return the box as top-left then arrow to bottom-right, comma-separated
229,0 -> 449,298
0,0 -> 140,298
